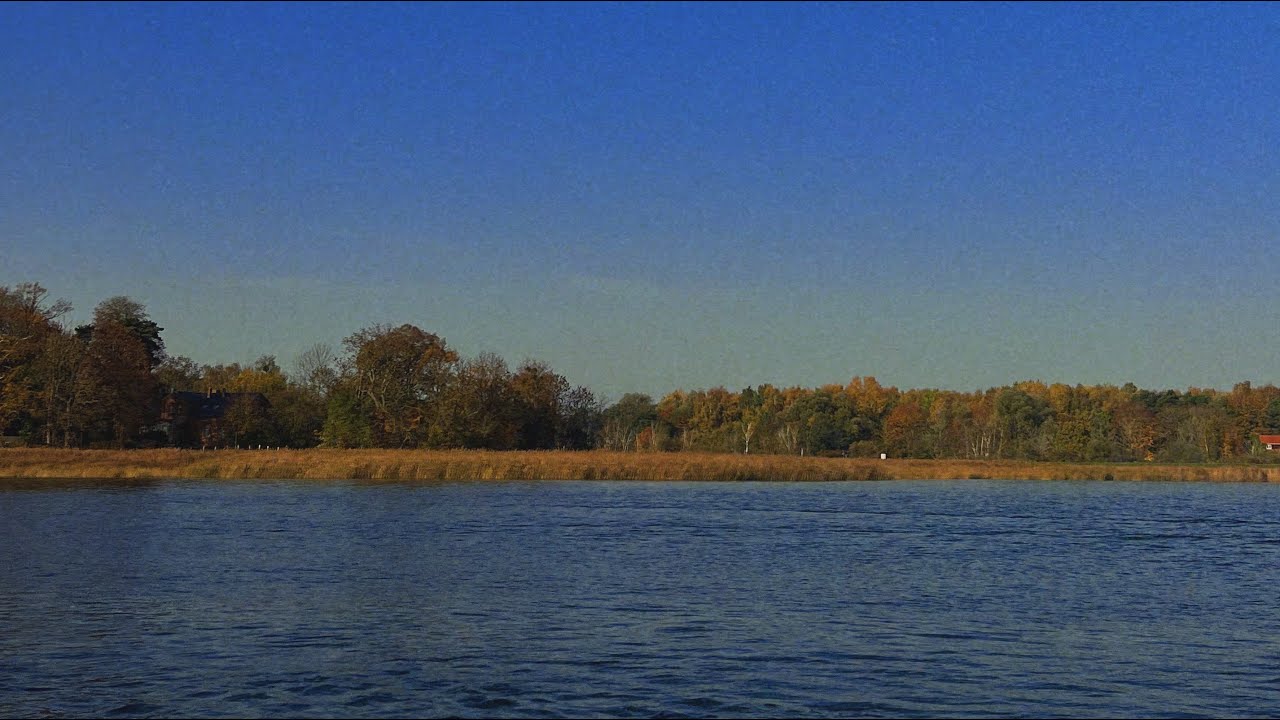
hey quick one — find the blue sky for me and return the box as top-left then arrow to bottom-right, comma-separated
3,2 -> 1278,400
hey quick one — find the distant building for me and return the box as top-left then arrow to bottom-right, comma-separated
159,390 -> 269,448
1260,434 -> 1280,452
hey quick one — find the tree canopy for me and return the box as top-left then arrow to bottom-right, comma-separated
3,280 -> 1280,462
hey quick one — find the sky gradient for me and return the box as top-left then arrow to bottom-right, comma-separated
3,2 -> 1278,400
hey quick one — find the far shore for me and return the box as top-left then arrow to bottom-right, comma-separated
2,448 -> 1279,483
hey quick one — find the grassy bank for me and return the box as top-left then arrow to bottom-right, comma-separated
1,448 -> 1279,483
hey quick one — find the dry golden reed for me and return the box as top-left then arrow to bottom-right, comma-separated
0,448 -> 1278,483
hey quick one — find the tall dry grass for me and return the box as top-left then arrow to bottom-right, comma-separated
1,448 -> 1278,483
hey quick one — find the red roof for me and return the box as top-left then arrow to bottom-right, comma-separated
1259,435 -> 1280,444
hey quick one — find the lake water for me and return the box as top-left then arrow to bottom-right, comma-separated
2,478 -> 1279,718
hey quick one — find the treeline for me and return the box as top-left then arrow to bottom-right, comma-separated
3,282 -> 1280,462
0,284 -> 597,451
602,379 -> 1280,463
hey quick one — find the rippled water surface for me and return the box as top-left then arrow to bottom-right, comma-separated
3,478 -> 1280,718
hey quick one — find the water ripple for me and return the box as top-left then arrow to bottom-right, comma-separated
2,479 -> 1280,717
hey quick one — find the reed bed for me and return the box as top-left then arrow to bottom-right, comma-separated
1,448 -> 1278,483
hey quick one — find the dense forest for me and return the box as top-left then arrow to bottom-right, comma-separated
3,282 -> 1279,463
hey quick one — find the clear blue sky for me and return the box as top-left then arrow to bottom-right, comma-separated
3,2 -> 1278,400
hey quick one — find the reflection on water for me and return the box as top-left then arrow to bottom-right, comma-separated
2,479 -> 1279,718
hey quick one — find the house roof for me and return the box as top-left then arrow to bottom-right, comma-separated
1259,434 -> 1280,444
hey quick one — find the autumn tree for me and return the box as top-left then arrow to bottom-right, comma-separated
222,394 -> 273,447
226,356 -> 289,395
557,384 -> 601,450
293,343 -> 339,398
656,390 -> 694,451
738,386 -> 760,454
0,283 -> 73,441
76,296 -> 165,368
154,355 -> 202,392
509,360 -> 568,449
342,324 -> 458,448
435,352 -> 518,449
883,393 -> 930,457
960,391 -> 999,458
33,331 -> 91,447
924,392 -> 968,458
1113,400 -> 1158,461
1226,382 -> 1280,456
79,319 -> 157,447
844,376 -> 896,423
684,387 -> 739,452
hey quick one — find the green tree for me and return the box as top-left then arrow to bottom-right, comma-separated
786,390 -> 853,456
320,384 -> 373,448
599,393 -> 657,451
995,387 -> 1049,458
268,385 -> 326,448
1267,398 -> 1280,432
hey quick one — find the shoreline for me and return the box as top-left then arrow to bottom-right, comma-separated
2,448 -> 1279,483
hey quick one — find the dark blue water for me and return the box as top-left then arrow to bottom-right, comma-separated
2,478 -> 1279,718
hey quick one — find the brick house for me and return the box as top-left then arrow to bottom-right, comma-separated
1260,434 -> 1280,452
